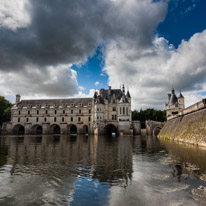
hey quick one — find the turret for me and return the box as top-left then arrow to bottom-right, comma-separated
16,94 -> 21,105
108,86 -> 111,95
178,91 -> 185,109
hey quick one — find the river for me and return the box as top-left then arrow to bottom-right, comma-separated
0,134 -> 206,206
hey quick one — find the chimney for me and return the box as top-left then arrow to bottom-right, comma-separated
108,86 -> 111,95
16,94 -> 21,104
168,93 -> 171,103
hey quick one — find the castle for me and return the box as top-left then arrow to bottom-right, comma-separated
166,89 -> 185,119
2,85 -> 140,135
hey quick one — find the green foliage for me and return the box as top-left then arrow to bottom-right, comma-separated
132,108 -> 166,122
0,96 -> 13,126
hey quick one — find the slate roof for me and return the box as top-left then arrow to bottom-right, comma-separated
169,89 -> 178,105
17,98 -> 92,107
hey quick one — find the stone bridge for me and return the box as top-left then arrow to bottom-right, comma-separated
145,120 -> 164,136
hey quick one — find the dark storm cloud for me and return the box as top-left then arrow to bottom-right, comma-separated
0,0 -> 167,71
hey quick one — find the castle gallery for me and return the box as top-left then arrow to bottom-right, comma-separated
2,85 -> 141,135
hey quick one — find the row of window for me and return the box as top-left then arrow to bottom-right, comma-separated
23,103 -> 92,108
17,116 -> 91,123
119,107 -> 129,115
18,109 -> 91,115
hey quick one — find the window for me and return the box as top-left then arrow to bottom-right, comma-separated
112,115 -> 117,120
45,110 -> 48,114
71,110 -> 73,114
62,117 -> 64,122
63,110 -> 65,114
44,118 -> 47,122
113,107 -> 116,111
123,107 -> 125,115
26,118 -> 29,122
97,116 -> 99,120
36,117 -> 39,122
126,107 -> 128,115
78,117 -> 81,122
54,110 -> 57,114
97,108 -> 99,111
37,110 -> 39,115
71,117 -> 73,122
89,109 -> 91,113
54,117 -> 56,122
28,110 -> 30,115
18,110 -> 21,115
88,117 -> 91,121
18,118 -> 20,122
79,109 -> 81,114
113,99 -> 116,103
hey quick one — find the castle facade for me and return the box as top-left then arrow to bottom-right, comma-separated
2,85 -> 140,135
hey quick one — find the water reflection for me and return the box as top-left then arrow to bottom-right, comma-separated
0,135 -> 206,205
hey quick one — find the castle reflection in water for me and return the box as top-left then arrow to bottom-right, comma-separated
0,135 -> 133,185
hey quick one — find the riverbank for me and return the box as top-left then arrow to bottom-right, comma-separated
158,107 -> 206,148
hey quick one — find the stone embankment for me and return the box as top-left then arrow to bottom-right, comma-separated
159,99 -> 206,147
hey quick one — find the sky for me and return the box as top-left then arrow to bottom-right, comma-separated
1,0 -> 206,110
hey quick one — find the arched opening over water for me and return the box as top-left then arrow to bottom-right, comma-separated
68,124 -> 77,135
153,126 -> 162,136
104,124 -> 117,136
83,125 -> 89,135
13,124 -> 25,135
51,124 -> 61,134
31,125 -> 43,135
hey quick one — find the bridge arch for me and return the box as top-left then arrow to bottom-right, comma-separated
104,124 -> 117,136
153,126 -> 162,136
68,124 -> 78,135
31,124 -> 43,134
13,124 -> 25,135
50,124 -> 61,134
83,125 -> 89,135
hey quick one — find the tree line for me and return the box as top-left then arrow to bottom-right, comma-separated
132,108 -> 166,122
0,96 -> 13,126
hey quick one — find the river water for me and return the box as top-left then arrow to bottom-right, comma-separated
0,135 -> 206,206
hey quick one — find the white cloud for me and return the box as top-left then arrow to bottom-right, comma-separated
79,86 -> 85,91
0,64 -> 79,102
103,30 -> 206,110
0,0 -> 31,30
95,81 -> 100,86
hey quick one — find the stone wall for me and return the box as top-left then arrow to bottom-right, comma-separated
159,107 -> 206,147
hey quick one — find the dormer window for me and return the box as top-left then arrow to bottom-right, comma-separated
27,104 -> 32,108
78,103 -> 82,107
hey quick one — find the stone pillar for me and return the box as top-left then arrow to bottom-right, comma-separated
25,123 -> 32,134
60,123 -> 67,134
42,123 -> 50,134
132,121 -> 141,135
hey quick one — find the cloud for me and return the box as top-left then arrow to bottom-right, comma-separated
95,81 -> 100,86
0,65 -> 78,101
0,0 -> 31,30
103,30 -> 206,109
79,86 -> 85,91
0,0 -> 167,101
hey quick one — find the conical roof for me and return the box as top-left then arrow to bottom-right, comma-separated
169,89 -> 178,105
126,90 -> 131,98
178,91 -> 184,98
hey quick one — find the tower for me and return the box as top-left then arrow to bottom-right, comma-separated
166,89 -> 185,119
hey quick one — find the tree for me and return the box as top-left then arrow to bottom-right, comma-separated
132,108 -> 166,122
0,96 -> 13,126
